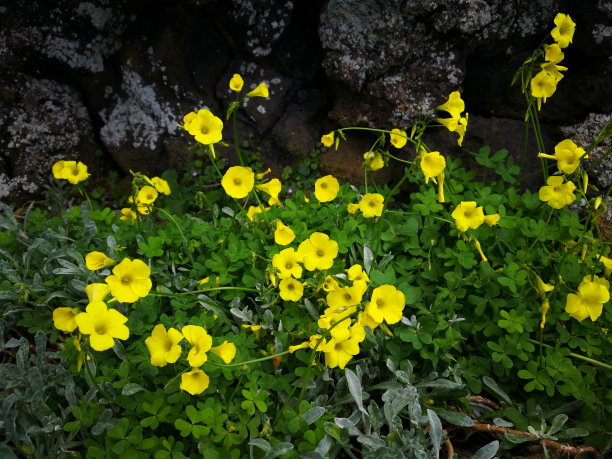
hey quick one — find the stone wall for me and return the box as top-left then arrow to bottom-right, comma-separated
0,0 -> 610,204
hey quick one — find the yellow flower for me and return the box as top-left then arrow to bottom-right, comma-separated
484,214 -> 500,226
321,132 -> 334,148
53,307 -> 79,332
347,203 -> 358,214
473,239 -> 487,262
539,176 -> 576,209
346,264 -> 369,284
365,285 -> 406,325
389,128 -> 407,149
322,326 -> 361,369
186,109 -> 224,146
119,207 -> 137,223
298,232 -> 338,271
540,61 -> 567,81
247,205 -> 263,221
438,114 -> 468,146
420,151 -> 446,182
210,341 -> 237,363
358,311 -> 380,330
145,324 -> 184,367
221,166 -> 255,199
437,172 -> 445,203
279,277 -> 304,302
105,258 -> 152,303
437,91 -> 465,119
544,44 -> 564,63
54,161 -> 90,184
151,177 -> 171,195
451,201 -> 485,232
257,178 -> 282,205
180,368 -> 210,395
272,247 -> 303,279
183,112 -> 197,130
551,13 -> 576,48
75,301 -> 129,351
229,74 -> 244,92
314,175 -> 340,202
531,70 -> 557,110
85,283 -> 111,303
85,251 -> 116,271
52,160 -> 66,179
137,186 -> 158,205
540,299 -> 550,328
565,275 -> 609,322
456,114 -> 468,146
274,221 -> 295,246
536,275 -> 554,299
538,139 -> 585,174
322,275 -> 340,292
246,82 -> 269,98
599,255 -> 612,275
358,193 -> 384,218
363,151 -> 384,171
242,324 -> 263,338
326,285 -> 364,312
182,325 -> 213,367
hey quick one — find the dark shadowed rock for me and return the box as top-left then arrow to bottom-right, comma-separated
0,72 -> 97,204
0,0 -> 135,72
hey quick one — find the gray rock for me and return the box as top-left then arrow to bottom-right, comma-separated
0,73 -> 97,204
0,0 -> 132,72
562,113 -> 612,188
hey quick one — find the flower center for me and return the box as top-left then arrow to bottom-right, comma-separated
234,178 -> 242,185
121,275 -> 132,284
164,340 -> 174,352
95,324 -> 107,335
321,183 -> 327,189
316,250 -> 324,257
369,200 -> 376,207
287,283 -> 295,290
71,168 -> 79,175
285,263 -> 293,269
376,299 -> 383,307
464,210 -> 472,217
334,342 -> 343,351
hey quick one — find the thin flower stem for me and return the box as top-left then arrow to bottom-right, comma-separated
152,286 -> 260,297
232,109 -> 246,166
79,185 -> 94,215
338,127 -> 417,148
156,208 -> 195,265
208,350 -> 291,368
519,119 -> 530,178
527,339 -> 612,370
527,208 -> 554,252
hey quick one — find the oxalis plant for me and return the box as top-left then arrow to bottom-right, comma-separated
1,12 -> 611,459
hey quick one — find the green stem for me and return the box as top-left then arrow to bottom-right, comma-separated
79,186 -> 94,215
527,208 -> 554,252
208,350 -> 291,368
156,208 -> 195,265
519,118 -> 529,178
152,286 -> 260,297
232,109 -> 245,166
527,339 -> 612,370
83,346 -> 126,408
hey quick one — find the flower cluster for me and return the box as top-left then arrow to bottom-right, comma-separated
530,13 -> 575,110
52,160 -> 90,185
451,201 -> 500,232
121,174 -> 171,220
53,256 -> 153,352
146,324 -> 237,395
437,91 -> 468,146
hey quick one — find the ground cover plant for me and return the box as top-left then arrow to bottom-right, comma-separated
1,12 -> 611,458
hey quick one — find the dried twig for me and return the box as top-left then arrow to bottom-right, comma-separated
467,395 -> 503,411
471,421 -> 601,458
